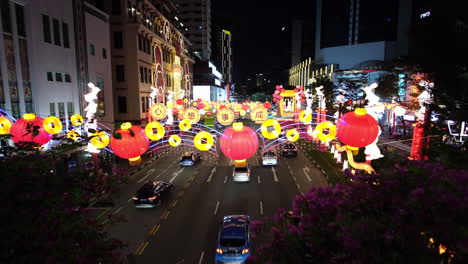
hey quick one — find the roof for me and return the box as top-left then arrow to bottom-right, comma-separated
221,216 -> 248,238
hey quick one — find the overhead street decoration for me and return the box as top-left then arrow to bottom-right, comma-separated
217,108 -> 235,126
149,103 -> 168,121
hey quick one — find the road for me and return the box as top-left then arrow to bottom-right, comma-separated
103,137 -> 327,263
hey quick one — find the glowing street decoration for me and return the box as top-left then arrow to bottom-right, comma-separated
315,121 -> 337,142
145,122 -> 165,141
0,116 -> 12,134
70,114 -> 84,126
43,116 -> 63,134
166,91 -> 174,125
67,130 -> 80,141
217,108 -> 235,126
260,119 -> 281,139
179,119 -> 191,132
84,83 -> 101,153
250,106 -> 268,123
169,135 -> 181,147
194,131 -> 214,151
90,131 -> 110,149
286,129 -> 299,142
299,110 -> 312,123
149,103 -> 167,121
362,83 -> 383,161
183,107 -> 201,123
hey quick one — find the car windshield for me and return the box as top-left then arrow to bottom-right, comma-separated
264,151 -> 275,157
220,238 -> 245,247
181,155 -> 192,160
235,167 -> 248,172
137,183 -> 154,196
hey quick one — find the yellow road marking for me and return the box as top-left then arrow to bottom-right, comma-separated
150,224 -> 160,235
138,242 -> 149,255
184,182 -> 190,189
135,242 -> 144,255
171,200 -> 178,207
178,190 -> 184,197
160,211 -> 170,220
163,211 -> 171,220
96,208 -> 110,219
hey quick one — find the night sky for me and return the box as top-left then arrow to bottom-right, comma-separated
212,0 -> 314,83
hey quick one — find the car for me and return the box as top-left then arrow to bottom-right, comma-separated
280,143 -> 298,157
179,152 -> 201,166
278,130 -> 287,142
233,165 -> 250,182
215,215 -> 252,264
262,150 -> 277,166
133,181 -> 173,208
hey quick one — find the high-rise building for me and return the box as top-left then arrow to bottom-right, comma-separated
173,0 -> 211,61
315,0 -> 409,69
221,29 -> 232,84
107,0 -> 194,125
291,19 -> 315,67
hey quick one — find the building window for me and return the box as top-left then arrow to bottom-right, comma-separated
1,1 -> 12,33
49,102 -> 56,116
58,102 -> 65,117
141,96 -> 145,112
67,102 -> 74,116
52,18 -> 61,46
90,43 -> 95,56
102,48 -> 107,59
114,31 -> 123,49
62,22 -> 70,48
116,65 -> 125,82
118,96 -> 127,113
42,15 -> 51,43
112,0 -> 121,15
15,4 -> 26,37
96,77 -> 105,116
64,73 -> 71,82
138,34 -> 142,51
47,72 -> 53,81
140,66 -> 144,82
55,73 -> 63,82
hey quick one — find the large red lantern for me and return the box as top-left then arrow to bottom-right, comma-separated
10,113 -> 52,146
263,102 -> 271,109
219,122 -> 258,160
336,108 -> 379,149
110,122 -> 149,165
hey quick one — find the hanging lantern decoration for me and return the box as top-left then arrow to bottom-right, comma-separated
299,110 -> 312,123
194,131 -> 214,151
260,119 -> 281,139
315,121 -> 337,142
196,98 -> 202,103
43,116 -> 63,135
286,128 -> 299,142
219,104 -> 226,110
197,102 -> 206,110
179,119 -> 192,131
110,122 -> 149,165
336,108 -> 379,149
70,114 -> 84,126
67,130 -> 81,141
263,102 -> 271,109
168,135 -> 182,147
90,131 -> 110,149
10,113 -> 52,146
219,122 -> 258,160
145,122 -> 165,141
241,104 -> 249,111
0,116 -> 12,135
240,110 -> 247,117
176,99 -> 184,105
172,107 -> 179,114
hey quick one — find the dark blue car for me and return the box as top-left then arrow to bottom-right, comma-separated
215,215 -> 251,264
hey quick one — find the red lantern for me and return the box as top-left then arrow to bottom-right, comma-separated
263,102 -> 271,109
110,123 -> 149,165
196,98 -> 202,103
219,104 -> 226,109
219,122 -> 258,160
336,108 -> 379,149
176,99 -> 183,105
172,108 -> 179,114
10,113 -> 52,146
241,104 -> 249,111
197,103 -> 205,110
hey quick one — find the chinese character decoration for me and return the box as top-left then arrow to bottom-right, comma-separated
217,108 -> 235,126
183,107 -> 201,123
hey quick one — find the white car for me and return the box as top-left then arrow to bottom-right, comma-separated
233,166 -> 250,182
262,151 -> 277,166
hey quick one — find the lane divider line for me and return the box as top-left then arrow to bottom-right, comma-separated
198,251 -> 205,264
113,206 -> 123,215
224,176 -> 228,184
260,201 -> 264,215
171,200 -> 178,208
271,167 -> 279,182
258,176 -> 261,184
296,183 -> 301,190
163,211 -> 170,220
150,224 -> 161,235
137,168 -> 155,183
135,242 -> 144,255
138,242 -> 149,255
206,167 -> 216,183
214,201 -> 220,215
293,176 -> 297,182
169,168 -> 185,183
96,208 -> 110,219
128,197 -> 133,203
154,160 -> 178,180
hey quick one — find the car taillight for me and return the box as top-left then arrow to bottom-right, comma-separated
133,197 -> 139,200
242,249 -> 249,254
216,248 -> 223,254
148,196 -> 157,200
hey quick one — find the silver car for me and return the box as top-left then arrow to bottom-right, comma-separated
233,166 -> 250,182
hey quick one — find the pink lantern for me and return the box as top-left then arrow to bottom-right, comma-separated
219,122 -> 258,160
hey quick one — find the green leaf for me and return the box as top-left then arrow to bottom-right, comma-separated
113,132 -> 122,139
88,128 -> 96,134
129,130 -> 135,137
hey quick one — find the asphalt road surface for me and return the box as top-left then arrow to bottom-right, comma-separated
105,132 -> 327,263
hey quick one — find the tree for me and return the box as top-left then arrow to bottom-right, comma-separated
375,72 -> 400,100
248,160 -> 468,264
0,138 -> 125,263
250,92 -> 272,102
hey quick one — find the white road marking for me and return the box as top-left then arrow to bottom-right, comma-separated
169,168 -> 185,183
271,167 -> 279,182
296,183 -> 301,190
258,176 -> 261,184
154,160 -> 177,180
260,201 -> 263,215
137,168 -> 156,183
224,176 -> 228,184
256,157 -> 259,166
128,197 -> 133,202
302,167 -> 312,182
113,206 -> 123,215
206,167 -> 217,183
214,201 -> 220,215
198,251 -> 205,264
293,176 -> 297,181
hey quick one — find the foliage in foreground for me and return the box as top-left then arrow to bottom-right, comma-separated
248,160 -> 468,264
0,143 -> 125,263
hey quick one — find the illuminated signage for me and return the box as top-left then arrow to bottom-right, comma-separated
420,11 -> 431,19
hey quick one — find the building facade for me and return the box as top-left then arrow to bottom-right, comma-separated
220,29 -> 232,84
107,0 -> 194,125
289,57 -> 336,87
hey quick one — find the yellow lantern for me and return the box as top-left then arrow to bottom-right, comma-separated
70,114 -> 84,126
67,130 -> 80,141
145,122 -> 165,141
43,116 -> 63,134
90,131 -> 110,149
260,119 -> 281,139
315,121 -> 337,142
286,128 -> 299,142
169,135 -> 181,147
299,110 -> 312,123
183,98 -> 188,103
0,116 -> 12,135
179,119 -> 191,131
240,110 -> 246,116
194,131 -> 214,151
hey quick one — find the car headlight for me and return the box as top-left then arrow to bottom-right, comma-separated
216,248 -> 223,254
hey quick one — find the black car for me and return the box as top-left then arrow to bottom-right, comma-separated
133,181 -> 173,208
180,152 -> 201,166
280,143 -> 298,157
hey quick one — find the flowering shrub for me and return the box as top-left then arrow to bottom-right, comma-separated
248,160 -> 468,263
